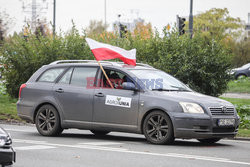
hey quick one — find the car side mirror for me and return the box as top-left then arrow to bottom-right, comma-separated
122,82 -> 138,91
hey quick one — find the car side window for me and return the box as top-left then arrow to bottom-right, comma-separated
70,67 -> 97,87
38,68 -> 65,82
58,68 -> 73,84
101,69 -> 133,89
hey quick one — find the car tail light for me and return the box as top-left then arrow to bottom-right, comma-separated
19,84 -> 26,98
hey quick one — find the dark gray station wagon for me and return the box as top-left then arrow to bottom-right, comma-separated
17,60 -> 240,144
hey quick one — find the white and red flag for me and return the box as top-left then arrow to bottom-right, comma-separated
85,38 -> 136,66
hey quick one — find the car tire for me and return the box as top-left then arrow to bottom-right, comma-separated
143,111 -> 174,145
236,74 -> 247,80
35,104 -> 63,136
197,138 -> 221,144
90,130 -> 110,136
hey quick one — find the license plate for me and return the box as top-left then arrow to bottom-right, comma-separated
218,119 -> 235,126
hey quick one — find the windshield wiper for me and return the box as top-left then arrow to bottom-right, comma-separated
170,85 -> 191,92
151,88 -> 179,91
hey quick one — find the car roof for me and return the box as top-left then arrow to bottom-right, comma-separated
48,60 -> 154,70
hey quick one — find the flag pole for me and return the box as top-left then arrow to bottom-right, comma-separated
97,61 -> 114,89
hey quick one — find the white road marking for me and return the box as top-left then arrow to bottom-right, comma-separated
13,138 -> 250,166
79,142 -> 123,146
15,145 -> 56,151
166,153 -> 229,161
74,145 -> 127,151
4,128 -> 36,133
14,139 -> 47,144
14,139 -> 127,151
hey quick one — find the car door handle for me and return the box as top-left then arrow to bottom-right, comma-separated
95,92 -> 104,97
55,88 -> 64,93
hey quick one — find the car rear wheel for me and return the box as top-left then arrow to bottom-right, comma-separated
90,130 -> 110,136
143,111 -> 174,145
236,74 -> 247,80
35,104 -> 63,136
197,138 -> 221,144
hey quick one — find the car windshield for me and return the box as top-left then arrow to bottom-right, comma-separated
241,63 -> 250,69
129,69 -> 191,91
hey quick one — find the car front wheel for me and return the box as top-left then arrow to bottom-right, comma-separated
143,111 -> 174,145
35,104 -> 63,136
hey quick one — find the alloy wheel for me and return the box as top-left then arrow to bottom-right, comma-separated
145,114 -> 169,142
37,108 -> 56,133
35,104 -> 63,136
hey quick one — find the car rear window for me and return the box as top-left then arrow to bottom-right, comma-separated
70,67 -> 97,87
38,68 -> 65,82
58,68 -> 73,84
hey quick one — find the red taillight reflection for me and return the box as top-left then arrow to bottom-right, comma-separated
19,84 -> 26,98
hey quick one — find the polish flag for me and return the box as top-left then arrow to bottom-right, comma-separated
85,38 -> 136,66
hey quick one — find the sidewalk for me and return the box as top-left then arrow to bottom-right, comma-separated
220,93 -> 250,99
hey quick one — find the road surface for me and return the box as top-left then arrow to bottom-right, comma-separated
1,124 -> 250,167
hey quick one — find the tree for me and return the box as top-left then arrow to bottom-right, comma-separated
85,20 -> 108,36
231,39 -> 250,67
35,19 -> 52,38
0,25 -> 231,97
189,8 -> 243,40
133,21 -> 152,39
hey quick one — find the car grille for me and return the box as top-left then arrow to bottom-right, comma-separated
209,107 -> 235,116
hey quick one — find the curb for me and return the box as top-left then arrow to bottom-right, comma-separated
0,120 -> 34,126
233,137 -> 250,141
220,93 -> 250,99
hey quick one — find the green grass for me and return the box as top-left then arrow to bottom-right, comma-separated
226,77 -> 250,93
220,97 -> 250,106
0,94 -> 21,121
237,129 -> 250,137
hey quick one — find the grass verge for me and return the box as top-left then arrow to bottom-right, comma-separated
220,97 -> 250,106
237,129 -> 250,137
0,94 -> 21,121
226,77 -> 250,93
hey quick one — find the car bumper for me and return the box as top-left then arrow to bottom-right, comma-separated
17,100 -> 34,123
0,147 -> 16,165
173,114 -> 240,139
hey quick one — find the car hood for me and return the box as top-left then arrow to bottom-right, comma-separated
232,67 -> 245,71
0,127 -> 12,147
0,127 -> 8,136
149,91 -> 233,108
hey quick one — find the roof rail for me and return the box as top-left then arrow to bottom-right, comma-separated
49,60 -> 154,68
114,62 -> 153,68
136,63 -> 154,68
49,60 -> 117,66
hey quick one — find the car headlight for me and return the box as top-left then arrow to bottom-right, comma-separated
0,137 -> 6,147
179,102 -> 204,114
230,71 -> 235,75
0,128 -> 12,147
